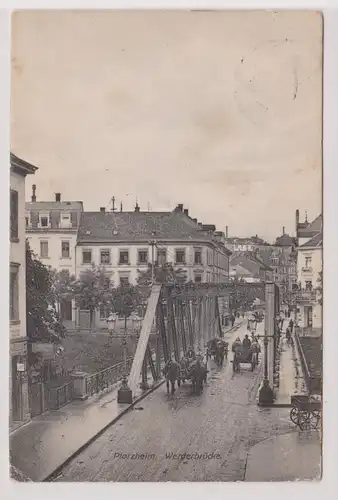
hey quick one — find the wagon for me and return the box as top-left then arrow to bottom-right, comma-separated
232,346 -> 257,372
290,395 -> 322,430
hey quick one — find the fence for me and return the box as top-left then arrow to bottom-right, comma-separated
85,357 -> 133,397
294,329 -> 322,395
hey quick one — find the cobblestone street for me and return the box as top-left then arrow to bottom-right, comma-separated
55,322 -> 307,482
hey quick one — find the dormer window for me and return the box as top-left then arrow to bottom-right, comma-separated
39,214 -> 50,228
60,213 -> 72,228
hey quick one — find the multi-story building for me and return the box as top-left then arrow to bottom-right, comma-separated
25,189 -> 83,327
295,211 -> 323,332
75,203 -> 231,328
229,253 -> 273,283
10,153 -> 37,427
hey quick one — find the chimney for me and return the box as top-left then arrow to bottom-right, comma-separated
55,193 -> 61,202
192,218 -> 197,223
198,222 -> 202,228
31,184 -> 36,202
120,202 -> 123,212
177,204 -> 183,211
135,201 -> 140,212
184,209 -> 189,216
282,226 -> 285,235
100,207 -> 105,213
225,225 -> 229,238
295,209 -> 299,227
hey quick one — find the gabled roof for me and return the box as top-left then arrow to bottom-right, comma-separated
300,232 -> 323,248
298,214 -> 322,238
77,210 -> 231,253
10,152 -> 38,176
230,254 -> 272,273
26,201 -> 83,211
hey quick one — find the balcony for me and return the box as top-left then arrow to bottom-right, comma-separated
301,266 -> 313,274
294,289 -> 317,303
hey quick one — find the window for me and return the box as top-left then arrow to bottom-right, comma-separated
60,213 -> 71,228
61,241 -> 70,258
120,276 -> 129,286
10,190 -> 18,240
39,214 -> 50,228
175,249 -> 186,264
305,256 -> 312,268
100,249 -> 111,265
82,249 -> 92,264
305,281 -> 313,291
10,264 -> 19,321
138,250 -> 148,264
194,249 -> 202,265
195,275 -> 202,283
40,241 -> 49,258
157,249 -> 167,265
119,250 -> 129,265
25,216 -> 30,228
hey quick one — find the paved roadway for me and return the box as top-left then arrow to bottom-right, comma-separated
55,321 -> 294,482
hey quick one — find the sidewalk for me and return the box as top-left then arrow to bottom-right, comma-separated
10,320 -> 242,482
10,377 -> 163,482
274,336 -> 307,406
244,430 -> 322,481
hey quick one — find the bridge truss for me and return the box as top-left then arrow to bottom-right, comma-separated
127,281 -> 278,397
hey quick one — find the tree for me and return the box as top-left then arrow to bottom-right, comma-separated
53,269 -> 77,317
26,241 -> 65,344
136,263 -> 187,315
73,266 -> 113,328
111,284 -> 142,320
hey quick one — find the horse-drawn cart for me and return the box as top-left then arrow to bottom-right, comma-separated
289,395 -> 321,430
232,345 -> 257,372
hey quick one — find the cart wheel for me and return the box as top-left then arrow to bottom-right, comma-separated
290,406 -> 299,425
298,410 -> 312,430
310,410 -> 321,429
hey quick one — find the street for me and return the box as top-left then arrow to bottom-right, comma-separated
55,321 -> 295,482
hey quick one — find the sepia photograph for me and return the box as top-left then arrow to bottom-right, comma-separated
9,10 -> 323,482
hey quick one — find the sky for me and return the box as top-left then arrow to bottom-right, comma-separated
11,10 -> 323,242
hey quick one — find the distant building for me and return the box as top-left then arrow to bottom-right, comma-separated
295,211 -> 322,333
229,253 -> 273,283
75,204 -> 231,329
25,189 -> 83,327
10,153 -> 37,427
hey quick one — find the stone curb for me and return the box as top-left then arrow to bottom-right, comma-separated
44,378 -> 166,482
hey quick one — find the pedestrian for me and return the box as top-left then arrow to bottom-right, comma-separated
289,318 -> 294,334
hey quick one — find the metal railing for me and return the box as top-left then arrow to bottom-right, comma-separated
85,356 -> 133,397
294,290 -> 317,302
45,380 -> 75,411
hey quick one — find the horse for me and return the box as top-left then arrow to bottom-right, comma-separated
215,341 -> 226,367
162,359 -> 180,395
186,359 -> 206,395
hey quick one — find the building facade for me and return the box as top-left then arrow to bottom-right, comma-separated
75,204 -> 231,328
25,190 -> 83,327
229,253 -> 273,283
295,212 -> 323,332
10,153 -> 37,427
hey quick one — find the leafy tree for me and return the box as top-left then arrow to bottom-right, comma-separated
111,284 -> 142,322
73,266 -> 113,328
26,241 -> 65,344
53,269 -> 77,317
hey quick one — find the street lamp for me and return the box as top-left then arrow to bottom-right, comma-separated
117,313 -> 133,404
257,319 -> 279,405
107,313 -> 117,337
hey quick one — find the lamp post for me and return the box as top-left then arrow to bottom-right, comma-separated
107,313 -> 116,338
256,318 -> 279,405
117,313 -> 133,404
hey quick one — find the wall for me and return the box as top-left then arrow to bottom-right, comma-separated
75,242 -> 229,286
297,247 -> 322,289
26,232 -> 77,275
10,170 -> 30,425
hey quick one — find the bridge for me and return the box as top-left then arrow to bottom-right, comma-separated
124,281 -> 280,401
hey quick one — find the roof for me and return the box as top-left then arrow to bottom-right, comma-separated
300,232 -> 322,248
77,210 -> 232,253
230,254 -> 272,273
298,214 -> 322,237
25,201 -> 83,211
275,234 -> 295,247
10,152 -> 38,176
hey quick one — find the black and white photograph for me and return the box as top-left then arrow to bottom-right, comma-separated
9,10 -> 323,482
